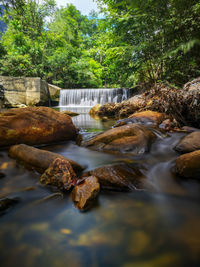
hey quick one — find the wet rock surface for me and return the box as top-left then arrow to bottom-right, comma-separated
175,150 -> 200,179
84,123 -> 156,154
89,104 -> 101,116
0,106 -> 77,148
61,110 -> 79,117
72,176 -> 100,211
174,131 -> 200,153
83,163 -> 145,191
96,94 -> 146,118
9,144 -> 83,174
128,111 -> 166,126
40,158 -> 77,191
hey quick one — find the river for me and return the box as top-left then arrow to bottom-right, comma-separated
0,107 -> 200,267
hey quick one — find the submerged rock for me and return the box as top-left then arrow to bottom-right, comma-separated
9,144 -> 83,174
0,107 -> 77,148
83,163 -> 145,191
0,198 -> 19,215
84,124 -> 156,154
175,150 -> 200,179
61,110 -> 79,117
72,176 -> 100,211
40,158 -> 77,190
174,131 -> 200,153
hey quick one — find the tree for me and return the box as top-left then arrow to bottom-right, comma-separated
96,0 -> 200,87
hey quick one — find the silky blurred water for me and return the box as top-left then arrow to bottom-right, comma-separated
0,108 -> 200,267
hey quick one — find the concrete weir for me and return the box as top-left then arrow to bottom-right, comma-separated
0,76 -> 51,107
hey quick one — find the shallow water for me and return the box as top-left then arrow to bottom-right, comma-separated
0,107 -> 200,267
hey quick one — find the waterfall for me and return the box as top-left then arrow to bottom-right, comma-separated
59,88 -> 131,107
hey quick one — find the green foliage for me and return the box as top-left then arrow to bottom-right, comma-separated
96,0 -> 200,87
0,0 -> 200,88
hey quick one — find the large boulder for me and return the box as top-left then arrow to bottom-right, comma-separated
174,131 -> 200,153
72,176 -> 100,211
0,107 -> 77,148
175,150 -> 200,179
9,144 -> 83,174
84,123 -> 156,154
40,158 -> 77,191
82,163 -> 145,191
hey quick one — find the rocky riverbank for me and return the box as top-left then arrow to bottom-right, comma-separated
90,78 -> 200,128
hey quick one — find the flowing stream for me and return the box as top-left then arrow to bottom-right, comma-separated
0,107 -> 200,267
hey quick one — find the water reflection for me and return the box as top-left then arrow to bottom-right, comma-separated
58,107 -> 115,131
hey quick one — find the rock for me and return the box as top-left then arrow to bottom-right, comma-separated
48,84 -> 61,101
40,158 -> 77,190
174,131 -> 200,153
125,94 -> 146,108
95,94 -> 147,118
175,150 -> 200,179
72,176 -> 100,211
0,198 -> 19,214
61,110 -> 79,117
89,104 -> 101,116
83,163 -> 145,191
0,76 -> 50,106
97,103 -> 122,117
9,144 -> 83,174
159,119 -> 173,131
181,126 -> 200,133
84,124 -> 156,154
119,94 -> 146,117
0,107 -> 77,148
128,111 -> 166,126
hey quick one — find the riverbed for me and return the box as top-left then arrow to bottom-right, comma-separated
0,107 -> 200,267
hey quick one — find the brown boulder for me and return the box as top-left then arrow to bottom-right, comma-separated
72,176 -> 100,211
0,107 -> 77,148
84,124 -> 156,154
83,163 -> 145,191
9,144 -> 83,174
40,158 -> 77,190
97,103 -> 122,117
89,104 -> 101,116
174,131 -> 200,153
128,111 -> 166,126
175,150 -> 200,179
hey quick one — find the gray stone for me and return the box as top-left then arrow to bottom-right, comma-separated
0,76 -> 50,107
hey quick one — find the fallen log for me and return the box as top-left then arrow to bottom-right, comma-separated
9,144 -> 83,174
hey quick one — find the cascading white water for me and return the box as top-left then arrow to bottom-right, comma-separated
59,88 -> 131,107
